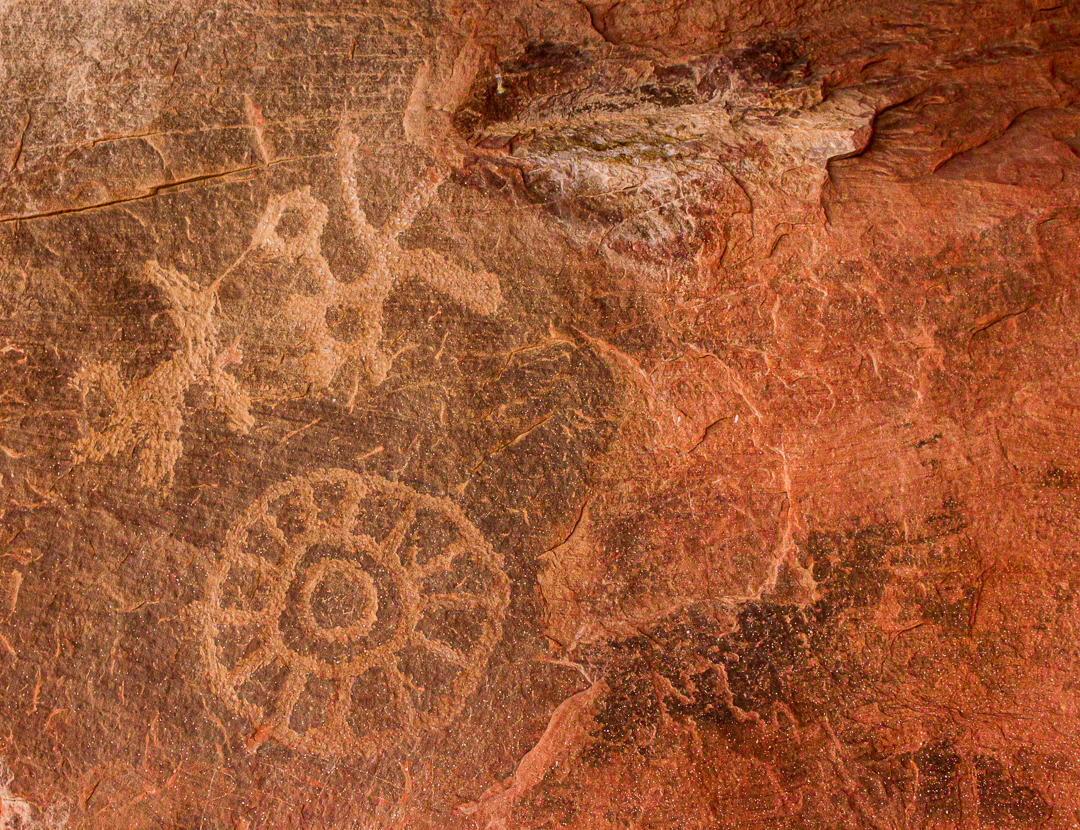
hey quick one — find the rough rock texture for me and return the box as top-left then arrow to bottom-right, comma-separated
1,0 -> 1079,827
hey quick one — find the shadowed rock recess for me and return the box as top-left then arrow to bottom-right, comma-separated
1,0 -> 1079,827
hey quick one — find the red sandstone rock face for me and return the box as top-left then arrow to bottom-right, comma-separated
0,1 -> 1078,828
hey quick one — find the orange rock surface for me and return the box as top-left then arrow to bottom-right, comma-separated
0,1 -> 1078,827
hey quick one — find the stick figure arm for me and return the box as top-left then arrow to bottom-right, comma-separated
403,247 -> 503,317
383,167 -> 445,240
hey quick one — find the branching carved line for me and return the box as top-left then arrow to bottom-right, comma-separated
73,261 -> 253,491
247,130 -> 504,406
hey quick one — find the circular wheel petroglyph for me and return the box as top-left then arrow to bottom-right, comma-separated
199,469 -> 510,758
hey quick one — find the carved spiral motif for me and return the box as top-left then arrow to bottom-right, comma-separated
199,469 -> 510,757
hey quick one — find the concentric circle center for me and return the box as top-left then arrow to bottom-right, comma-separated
299,557 -> 379,642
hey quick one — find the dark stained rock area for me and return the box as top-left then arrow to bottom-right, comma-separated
1,0 -> 1079,827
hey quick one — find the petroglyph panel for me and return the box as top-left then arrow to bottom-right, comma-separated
4,1 -> 1080,827
74,144 -> 505,488
198,468 -> 510,758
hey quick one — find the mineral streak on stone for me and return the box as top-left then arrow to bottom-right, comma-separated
0,0 -> 1079,828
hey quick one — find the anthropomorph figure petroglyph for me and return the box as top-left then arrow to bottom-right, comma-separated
74,262 -> 253,491
76,132 -> 503,487
255,131 -> 502,407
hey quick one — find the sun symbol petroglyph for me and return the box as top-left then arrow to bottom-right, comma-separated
198,468 -> 510,758
248,133 -> 503,405
74,261 -> 252,491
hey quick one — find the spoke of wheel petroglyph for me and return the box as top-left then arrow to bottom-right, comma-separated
380,500 -> 416,566
326,674 -> 357,735
227,548 -> 277,577
421,592 -> 484,612
344,369 -> 365,413
415,538 -> 467,579
273,667 -> 308,729
312,509 -> 361,546
384,662 -> 417,726
296,480 -> 318,517
249,514 -> 288,548
227,642 -> 275,689
412,630 -> 469,668
391,533 -> 414,569
342,478 -> 366,508
337,280 -> 370,308
350,532 -> 380,557
270,543 -> 307,580
307,522 -> 339,548
209,605 -> 268,628
335,485 -> 363,528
